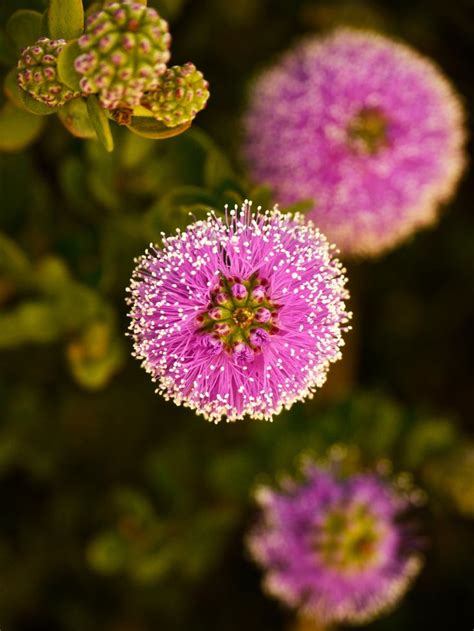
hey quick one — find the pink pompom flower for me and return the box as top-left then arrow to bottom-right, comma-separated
127,202 -> 350,422
244,29 -> 466,257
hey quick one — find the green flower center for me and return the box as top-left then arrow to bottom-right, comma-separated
347,107 -> 389,155
196,273 -> 279,357
233,307 -> 255,328
314,502 -> 383,573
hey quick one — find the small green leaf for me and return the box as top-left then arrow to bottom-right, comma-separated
6,10 -> 43,51
58,98 -> 96,139
66,320 -> 125,390
33,257 -> 71,294
87,532 -> 129,575
127,116 -> 191,140
204,150 -> 236,191
248,184 -> 273,210
131,104 -> 154,117
56,39 -> 83,91
0,102 -> 45,152
47,0 -> 84,40
19,89 -> 60,115
119,133 -> 155,169
0,301 -> 61,347
145,186 -> 216,237
0,233 -> 32,281
4,68 -> 29,112
86,96 -> 114,152
40,10 -> 49,38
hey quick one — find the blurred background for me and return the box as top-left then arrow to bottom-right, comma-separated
0,0 -> 473,630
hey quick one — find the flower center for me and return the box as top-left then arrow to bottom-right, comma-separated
347,107 -> 389,155
313,501 -> 382,573
196,273 -> 280,364
233,307 -> 254,327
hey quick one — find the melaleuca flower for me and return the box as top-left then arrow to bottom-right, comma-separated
127,202 -> 350,422
75,1 -> 171,110
244,28 -> 466,257
248,460 -> 424,625
17,37 -> 81,107
142,62 -> 210,127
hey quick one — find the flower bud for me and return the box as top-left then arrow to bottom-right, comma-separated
18,37 -> 81,107
231,283 -> 248,300
249,328 -> 270,348
255,307 -> 272,323
143,62 -> 209,127
75,1 -> 171,110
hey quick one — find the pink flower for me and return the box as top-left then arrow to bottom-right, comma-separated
127,202 -> 350,422
244,29 -> 466,257
248,460 -> 424,624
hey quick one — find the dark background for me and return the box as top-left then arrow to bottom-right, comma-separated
0,1 -> 473,630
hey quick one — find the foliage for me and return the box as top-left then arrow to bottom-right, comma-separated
0,1 -> 473,630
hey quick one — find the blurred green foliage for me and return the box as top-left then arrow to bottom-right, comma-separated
0,0 -> 473,630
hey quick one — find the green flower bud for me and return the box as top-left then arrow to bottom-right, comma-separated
75,1 -> 171,110
143,63 -> 209,127
17,37 -> 81,108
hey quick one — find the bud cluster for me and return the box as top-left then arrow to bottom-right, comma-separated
75,1 -> 171,110
143,63 -> 210,127
17,37 -> 81,107
196,273 -> 280,365
14,1 -> 209,133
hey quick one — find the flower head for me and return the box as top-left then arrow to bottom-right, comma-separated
244,28 -> 466,257
17,37 -> 80,107
75,1 -> 171,110
143,62 -> 210,127
248,459 -> 423,625
127,202 -> 350,422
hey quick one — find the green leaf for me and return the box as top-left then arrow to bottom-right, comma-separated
403,418 -> 458,470
56,39 -> 83,91
0,302 -> 61,347
0,233 -> 32,282
47,0 -> 84,40
248,184 -> 274,210
0,103 -> 45,152
203,147 -> 235,190
118,132 -> 155,169
127,117 -> 191,140
66,320 -> 125,390
145,186 -> 216,237
33,257 -> 71,294
19,91 -> 60,116
6,10 -> 43,50
3,69 -> 29,112
40,10 -> 49,38
58,98 -> 96,139
86,96 -> 114,152
7,70 -> 60,115
87,532 -> 129,575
